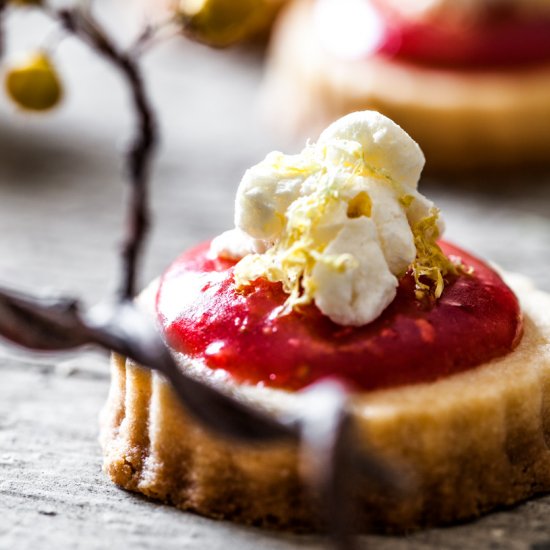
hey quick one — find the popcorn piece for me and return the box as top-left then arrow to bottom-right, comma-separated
210,228 -> 268,260
214,111 -> 450,326
318,110 -> 425,189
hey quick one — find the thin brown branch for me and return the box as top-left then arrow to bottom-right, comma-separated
0,286 -> 297,442
299,380 -> 407,547
0,5 -> 405,547
56,7 -> 157,300
129,16 -> 179,56
0,0 -> 7,57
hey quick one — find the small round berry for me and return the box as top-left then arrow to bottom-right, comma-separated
5,52 -> 63,112
176,0 -> 280,47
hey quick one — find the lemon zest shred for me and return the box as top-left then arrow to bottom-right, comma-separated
410,208 -> 461,299
399,194 -> 415,208
234,165 -> 362,312
234,149 -> 461,317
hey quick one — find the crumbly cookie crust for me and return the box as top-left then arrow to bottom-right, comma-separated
100,272 -> 550,532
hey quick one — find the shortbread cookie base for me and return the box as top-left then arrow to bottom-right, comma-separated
100,273 -> 550,532
262,0 -> 550,173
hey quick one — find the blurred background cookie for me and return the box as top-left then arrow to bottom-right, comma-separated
263,0 -> 550,173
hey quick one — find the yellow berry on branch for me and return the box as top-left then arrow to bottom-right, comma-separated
176,0 -> 283,47
4,52 -> 63,112
9,0 -> 43,6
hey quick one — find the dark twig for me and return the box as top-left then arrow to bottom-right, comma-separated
299,381 -> 357,549
0,287 -> 297,443
0,0 -> 6,56
0,282 -> 404,546
85,300 -> 299,442
130,22 -> 156,55
130,16 -> 180,56
55,7 -> 156,301
300,381 -> 405,548
0,3 -> 405,547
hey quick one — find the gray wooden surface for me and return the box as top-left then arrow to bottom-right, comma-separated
1,2 -> 550,549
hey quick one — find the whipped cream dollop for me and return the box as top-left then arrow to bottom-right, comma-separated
211,111 -> 455,326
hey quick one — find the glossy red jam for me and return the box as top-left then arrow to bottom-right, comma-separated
156,241 -> 523,392
377,16 -> 550,68
320,0 -> 550,68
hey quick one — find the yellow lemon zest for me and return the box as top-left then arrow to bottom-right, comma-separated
234,166 -> 361,312
411,208 -> 461,299
399,194 -> 415,208
234,144 -> 458,315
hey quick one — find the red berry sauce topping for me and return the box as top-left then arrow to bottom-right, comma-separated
377,16 -> 550,68
156,241 -> 523,392
317,0 -> 550,68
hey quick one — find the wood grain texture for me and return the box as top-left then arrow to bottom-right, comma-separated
1,1 -> 550,548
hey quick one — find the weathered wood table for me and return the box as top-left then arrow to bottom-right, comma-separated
1,3 -> 550,549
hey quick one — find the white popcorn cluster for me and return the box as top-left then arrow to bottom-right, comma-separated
211,111 -> 448,326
